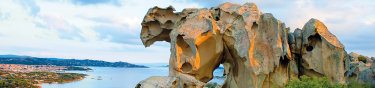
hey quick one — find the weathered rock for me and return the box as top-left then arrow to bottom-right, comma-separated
136,76 -> 205,88
140,5 -> 224,87
293,28 -> 303,55
141,6 -> 177,47
349,52 -> 362,62
137,2 -> 373,88
136,76 -> 177,88
346,52 -> 375,84
346,62 -> 359,78
169,8 -> 224,83
300,19 -> 347,83
204,82 -> 222,88
358,63 -> 375,85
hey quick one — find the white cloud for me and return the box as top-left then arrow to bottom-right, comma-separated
0,0 -> 201,63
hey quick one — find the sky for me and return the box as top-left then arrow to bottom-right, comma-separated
0,0 -> 374,63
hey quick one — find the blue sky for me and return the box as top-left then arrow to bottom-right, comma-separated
0,0 -> 374,63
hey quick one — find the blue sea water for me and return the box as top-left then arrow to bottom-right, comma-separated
41,64 -> 224,88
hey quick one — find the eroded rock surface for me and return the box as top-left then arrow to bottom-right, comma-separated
299,19 -> 347,83
346,52 -> 375,85
137,2 -> 373,88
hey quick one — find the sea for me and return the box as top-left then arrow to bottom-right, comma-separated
41,63 -> 224,88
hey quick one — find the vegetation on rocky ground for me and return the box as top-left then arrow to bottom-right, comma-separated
204,82 -> 221,88
0,71 -> 86,88
0,78 -> 37,88
285,75 -> 373,88
358,55 -> 368,63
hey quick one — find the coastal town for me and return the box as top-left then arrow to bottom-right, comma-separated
0,64 -> 66,73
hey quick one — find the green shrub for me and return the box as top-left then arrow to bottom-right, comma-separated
0,78 -> 37,88
358,55 -> 367,63
205,82 -> 220,88
286,76 -> 374,88
347,79 -> 373,88
285,75 -> 343,88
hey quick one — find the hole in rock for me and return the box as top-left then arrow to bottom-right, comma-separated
181,62 -> 192,72
164,20 -> 173,28
306,33 -> 322,52
280,56 -> 290,67
148,21 -> 161,33
176,34 -> 193,58
146,28 -> 172,44
214,8 -> 221,21
252,22 -> 258,29
181,17 -> 186,21
172,80 -> 177,85
176,35 -> 194,73
207,64 -> 225,84
215,16 -> 220,21
306,45 -> 313,51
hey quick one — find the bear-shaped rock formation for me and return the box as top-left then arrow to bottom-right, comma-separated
136,2 -> 371,88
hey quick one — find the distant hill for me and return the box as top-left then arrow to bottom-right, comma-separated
0,55 -> 148,68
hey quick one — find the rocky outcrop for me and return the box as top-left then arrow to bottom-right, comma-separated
299,19 -> 347,84
136,76 -> 178,88
137,2 -> 373,88
136,76 -> 205,88
346,52 -> 375,85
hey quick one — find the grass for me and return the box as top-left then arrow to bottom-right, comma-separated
285,75 -> 373,88
204,82 -> 220,88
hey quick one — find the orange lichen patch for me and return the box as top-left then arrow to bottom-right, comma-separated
249,25 -> 259,67
194,50 -> 201,70
193,27 -> 223,81
195,31 -> 213,46
313,19 -> 344,48
276,23 -> 283,50
175,40 -> 182,72
249,34 -> 260,68
176,35 -> 193,72
193,32 -> 215,69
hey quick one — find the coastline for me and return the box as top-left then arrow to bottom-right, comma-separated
0,71 -> 87,88
41,66 -> 224,88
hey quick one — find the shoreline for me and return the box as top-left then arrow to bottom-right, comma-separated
0,71 -> 87,88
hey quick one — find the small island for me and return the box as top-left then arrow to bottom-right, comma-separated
65,66 -> 93,71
